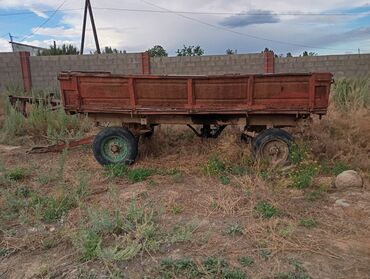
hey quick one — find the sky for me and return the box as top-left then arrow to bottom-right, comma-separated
0,0 -> 369,56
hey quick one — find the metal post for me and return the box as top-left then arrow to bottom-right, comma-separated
80,0 -> 88,55
87,0 -> 101,54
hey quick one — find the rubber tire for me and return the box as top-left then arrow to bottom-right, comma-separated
92,127 -> 138,166
252,128 -> 293,163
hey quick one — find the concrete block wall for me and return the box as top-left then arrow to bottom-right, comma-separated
275,54 -> 370,79
151,53 -> 264,75
0,52 -> 23,91
29,53 -> 142,89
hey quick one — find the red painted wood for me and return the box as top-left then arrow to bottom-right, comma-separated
19,52 -> 32,92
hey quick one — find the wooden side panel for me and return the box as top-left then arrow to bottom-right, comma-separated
193,77 -> 248,106
78,76 -> 130,110
134,79 -> 188,107
253,76 -> 310,109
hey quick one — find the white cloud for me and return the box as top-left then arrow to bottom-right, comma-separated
28,6 -> 48,18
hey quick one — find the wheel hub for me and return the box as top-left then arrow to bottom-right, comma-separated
261,139 -> 289,166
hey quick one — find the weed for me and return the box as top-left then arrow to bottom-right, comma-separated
105,165 -> 153,182
333,78 -> 370,111
5,167 -> 29,181
203,155 -> 226,176
259,249 -> 271,260
171,205 -> 183,214
279,223 -> 295,237
73,229 -> 101,260
332,162 -> 350,176
167,223 -> 196,243
222,268 -> 247,279
73,198 -> 160,263
160,258 -> 200,279
226,223 -> 243,236
289,144 -> 308,165
254,201 -> 279,219
299,218 -> 317,228
290,163 -> 319,189
105,164 -> 128,178
127,168 -> 153,182
220,175 -> 231,185
203,257 -> 228,275
239,256 -> 254,266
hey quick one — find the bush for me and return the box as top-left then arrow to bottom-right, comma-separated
254,201 -> 279,219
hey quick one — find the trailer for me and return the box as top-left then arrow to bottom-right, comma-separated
58,71 -> 333,166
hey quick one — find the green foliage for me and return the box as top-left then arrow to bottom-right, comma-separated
0,97 -> 91,145
171,205 -> 183,214
176,45 -> 204,56
101,46 -> 125,54
159,257 -> 247,279
254,201 -> 279,219
147,45 -> 168,57
38,42 -> 79,55
73,198 -> 160,263
203,156 -> 226,176
299,218 -> 317,228
105,165 -> 153,182
332,162 -> 350,176
226,223 -> 243,236
290,163 -> 319,189
289,144 -> 308,165
259,249 -> 271,260
239,256 -> 254,266
160,258 -> 200,278
167,222 -> 196,243
220,175 -> 231,185
333,79 -> 370,111
127,168 -> 153,183
226,49 -> 237,55
5,168 -> 29,181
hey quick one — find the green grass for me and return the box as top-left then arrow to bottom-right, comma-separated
226,223 -> 243,236
290,163 -> 319,189
5,167 -> 30,181
299,218 -> 317,228
105,165 -> 153,182
167,222 -> 197,243
238,256 -> 254,266
159,257 -> 247,279
333,78 -> 370,111
203,155 -> 227,176
254,201 -> 280,219
0,94 -> 91,145
72,198 -> 161,263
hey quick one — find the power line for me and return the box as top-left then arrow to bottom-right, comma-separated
0,7 -> 369,17
19,0 -> 68,42
140,0 -> 358,52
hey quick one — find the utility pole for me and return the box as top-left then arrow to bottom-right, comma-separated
9,33 -> 14,52
80,0 -> 101,55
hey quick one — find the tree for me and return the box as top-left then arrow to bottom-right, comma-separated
102,46 -> 125,54
286,52 -> 293,57
147,45 -> 168,57
226,48 -> 237,55
301,51 -> 318,57
176,45 -> 204,56
38,41 -> 79,55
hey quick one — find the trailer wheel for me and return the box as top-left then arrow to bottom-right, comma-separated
93,127 -> 138,166
252,128 -> 293,166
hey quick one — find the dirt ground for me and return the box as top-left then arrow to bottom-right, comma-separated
0,112 -> 369,279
